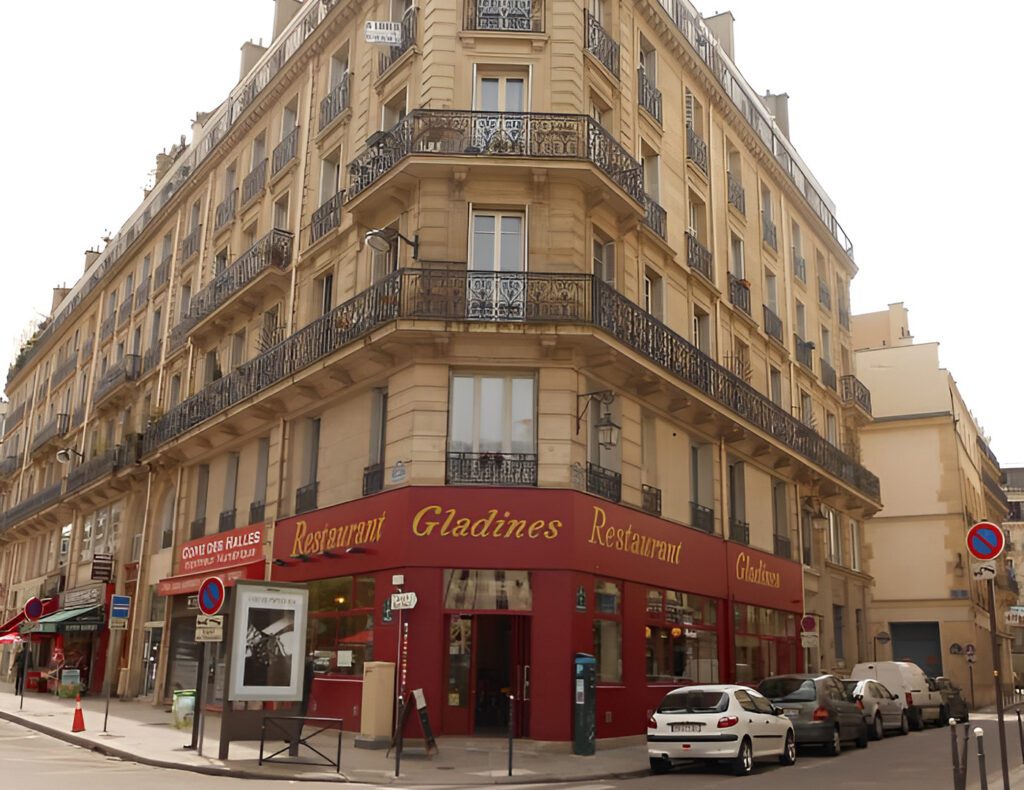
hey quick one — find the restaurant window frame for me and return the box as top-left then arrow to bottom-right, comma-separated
644,587 -> 719,684
593,578 -> 622,683
306,574 -> 376,677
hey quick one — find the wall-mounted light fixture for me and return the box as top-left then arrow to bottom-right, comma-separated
364,227 -> 419,260
576,390 -> 620,449
55,447 -> 85,465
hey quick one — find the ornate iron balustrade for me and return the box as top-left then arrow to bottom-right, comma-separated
728,273 -> 751,315
820,358 -> 837,391
446,451 -> 538,486
94,354 -> 141,403
272,127 -> 299,175
319,72 -> 351,131
793,250 -> 806,282
180,224 -> 202,261
346,111 -> 645,204
295,482 -> 318,515
154,258 -> 170,291
190,517 -> 206,541
1,481 -> 63,530
218,509 -> 237,533
585,462 -> 621,502
690,502 -> 714,533
686,126 -> 708,175
840,374 -> 871,415
190,229 -> 294,322
795,335 -> 814,370
100,313 -> 115,341
6,401 -> 25,430
249,500 -> 266,525
215,189 -> 238,232
363,463 -> 384,495
818,278 -> 832,310
0,453 -> 23,478
379,8 -> 417,74
642,484 -> 661,515
978,435 -> 1001,470
310,191 -> 344,244
242,159 -> 268,205
134,277 -> 150,310
51,354 -> 78,389
168,319 -> 194,353
142,341 -> 162,375
686,232 -> 713,282
763,306 -> 783,343
774,533 -> 791,559
637,68 -> 662,122
31,413 -> 69,454
584,9 -> 619,76
727,171 -> 745,214
118,296 -> 133,327
729,518 -> 750,544
465,0 -> 542,31
643,194 -> 667,239
761,213 -> 777,250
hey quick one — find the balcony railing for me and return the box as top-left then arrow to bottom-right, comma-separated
310,191 -> 344,244
840,374 -> 872,416
586,462 -> 621,503
379,8 -> 417,74
134,276 -> 150,310
242,159 -> 268,205
818,278 -> 832,310
643,194 -> 667,239
637,68 -> 662,123
249,501 -> 266,525
795,335 -> 814,370
346,111 -> 645,205
180,224 -> 202,261
686,232 -> 713,282
686,126 -> 708,175
363,463 -> 384,496
118,296 -> 133,327
214,189 -> 238,232
190,517 -> 206,541
727,172 -> 745,214
763,306 -> 783,343
272,126 -> 299,175
729,518 -> 750,544
153,257 -> 170,291
319,72 -> 351,131
761,213 -> 777,250
143,341 -> 162,374
690,502 -> 714,534
774,533 -> 792,559
142,269 -> 881,501
0,481 -> 63,531
584,10 -> 619,76
295,482 -> 318,515
728,273 -> 751,316
793,250 -> 806,282
820,358 -> 837,391
6,401 -> 25,429
0,453 -> 22,479
93,354 -> 141,403
465,0 -> 542,32
50,354 -> 78,389
446,451 -> 538,486
218,509 -> 237,533
31,413 -> 70,454
641,484 -> 662,516
100,313 -> 115,341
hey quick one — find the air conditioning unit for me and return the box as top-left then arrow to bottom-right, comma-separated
132,533 -> 144,563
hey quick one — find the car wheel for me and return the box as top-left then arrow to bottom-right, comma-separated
871,713 -> 884,741
649,757 -> 671,774
731,738 -> 753,776
779,730 -> 797,766
898,711 -> 910,736
909,709 -> 924,731
825,726 -> 842,757
855,721 -> 869,749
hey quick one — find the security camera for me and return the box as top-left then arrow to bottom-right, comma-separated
56,448 -> 72,465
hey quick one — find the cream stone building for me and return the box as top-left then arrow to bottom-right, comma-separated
0,0 -> 879,737
853,304 -> 1013,708
1001,468 -> 1024,680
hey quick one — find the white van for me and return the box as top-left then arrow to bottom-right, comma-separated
850,661 -> 944,730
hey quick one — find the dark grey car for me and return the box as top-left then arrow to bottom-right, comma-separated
935,676 -> 969,723
757,674 -> 868,756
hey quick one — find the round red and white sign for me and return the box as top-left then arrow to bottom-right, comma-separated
966,521 -> 1005,562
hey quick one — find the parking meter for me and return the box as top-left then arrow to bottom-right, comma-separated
572,653 -> 596,756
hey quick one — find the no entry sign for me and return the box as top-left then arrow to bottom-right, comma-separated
197,577 -> 226,616
967,521 -> 1005,561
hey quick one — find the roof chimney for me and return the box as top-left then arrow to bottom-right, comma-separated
704,12 -> 735,60
155,151 -> 174,182
240,40 -> 267,80
84,249 -> 101,273
763,92 -> 790,138
273,0 -> 303,40
50,287 -> 71,315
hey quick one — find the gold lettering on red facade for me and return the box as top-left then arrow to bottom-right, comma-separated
290,511 -> 386,556
410,505 -> 561,540
586,506 -> 682,565
735,551 -> 782,589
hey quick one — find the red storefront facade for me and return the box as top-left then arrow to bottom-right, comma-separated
271,486 -> 803,741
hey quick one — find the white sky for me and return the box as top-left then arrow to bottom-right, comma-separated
1,1 -> 1020,462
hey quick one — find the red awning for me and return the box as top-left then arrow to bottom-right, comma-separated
0,598 -> 59,635
156,561 -> 264,597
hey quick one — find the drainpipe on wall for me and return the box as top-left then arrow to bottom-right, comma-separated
123,467 -> 154,698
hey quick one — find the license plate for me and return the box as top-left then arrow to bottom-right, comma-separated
671,723 -> 702,733
783,709 -> 800,718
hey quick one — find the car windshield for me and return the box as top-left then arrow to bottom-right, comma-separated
658,690 -> 729,714
758,678 -> 817,702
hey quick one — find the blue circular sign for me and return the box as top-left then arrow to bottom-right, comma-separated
23,597 -> 43,621
198,577 -> 225,616
967,521 -> 1005,561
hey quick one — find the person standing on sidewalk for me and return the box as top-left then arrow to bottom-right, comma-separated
13,645 -> 25,695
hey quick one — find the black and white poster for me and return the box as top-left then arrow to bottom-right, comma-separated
228,582 -> 308,701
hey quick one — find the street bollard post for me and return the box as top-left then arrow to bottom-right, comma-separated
508,693 -> 515,777
950,719 -> 965,790
975,727 -> 989,790
1018,710 -> 1024,766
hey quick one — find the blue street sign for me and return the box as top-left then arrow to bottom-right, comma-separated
110,594 -> 131,619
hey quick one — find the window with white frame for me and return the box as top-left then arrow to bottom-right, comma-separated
693,305 -> 711,354
592,228 -> 615,285
449,373 -> 536,455
850,519 -> 862,571
471,210 -> 524,271
643,268 -> 663,320
827,509 -> 843,565
476,74 -> 525,112
730,233 -> 745,278
769,366 -> 783,406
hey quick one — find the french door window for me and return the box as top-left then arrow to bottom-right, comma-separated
449,373 -> 536,456
468,210 -> 525,320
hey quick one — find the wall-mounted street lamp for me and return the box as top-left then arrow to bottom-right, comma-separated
55,447 -> 85,465
364,227 -> 419,260
576,390 -> 620,449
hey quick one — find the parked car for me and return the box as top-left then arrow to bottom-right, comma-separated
842,678 -> 910,739
935,676 -> 969,723
648,684 -> 797,776
850,661 -> 943,730
757,674 -> 868,755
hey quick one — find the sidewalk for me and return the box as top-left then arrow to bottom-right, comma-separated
0,684 -> 649,785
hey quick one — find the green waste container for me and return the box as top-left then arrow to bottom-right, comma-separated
172,689 -> 196,729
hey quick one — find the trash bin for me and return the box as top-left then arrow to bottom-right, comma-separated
172,689 -> 197,729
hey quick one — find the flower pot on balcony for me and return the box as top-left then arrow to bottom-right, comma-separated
738,279 -> 751,288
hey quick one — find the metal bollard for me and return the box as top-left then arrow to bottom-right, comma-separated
1018,710 -> 1024,766
950,719 -> 966,790
975,727 -> 989,790
508,693 -> 515,777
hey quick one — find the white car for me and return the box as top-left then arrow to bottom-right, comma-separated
648,684 -> 797,776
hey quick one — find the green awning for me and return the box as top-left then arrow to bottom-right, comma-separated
22,605 -> 104,634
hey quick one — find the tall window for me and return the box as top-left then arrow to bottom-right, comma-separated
592,229 -> 615,285
273,193 -> 290,231
449,373 -> 535,455
382,87 -> 408,128
593,579 -> 622,682
370,389 -> 388,466
476,75 -> 525,112
821,326 -> 832,362
795,301 -> 806,339
471,211 -> 524,271
305,418 -> 321,487
319,149 -> 342,204
253,437 -> 270,514
730,233 -> 745,278
222,453 -> 240,527
643,269 -> 663,319
192,465 -> 210,539
642,146 -> 660,201
317,271 -> 334,316
833,605 -> 845,661
168,374 -> 181,408
772,481 -> 788,543
769,366 -> 783,406
692,306 -> 710,353
645,589 -> 718,683
826,412 -> 838,446
827,509 -> 843,565
307,575 -> 376,676
765,270 -> 778,314
850,519 -> 862,571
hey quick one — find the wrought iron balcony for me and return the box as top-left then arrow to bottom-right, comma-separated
181,224 -> 202,261
134,276 -> 150,310
728,273 -> 751,316
242,159 -> 268,205
840,374 -> 872,416
346,111 -> 645,205
584,9 -> 619,76
774,533 -> 792,559
117,296 -> 133,327
379,8 -> 417,74
142,341 -> 162,374
642,484 -> 661,516
6,401 -> 25,429
295,481 -> 318,515
761,213 -> 777,250
154,257 -> 170,291
189,229 -> 294,323
0,453 -> 23,479
310,192 -> 344,244
585,462 -> 621,503
190,517 -> 206,540
637,68 -> 662,123
686,126 -> 708,175
81,336 -> 94,361
793,250 -> 806,282
729,518 -> 750,544
446,451 -> 538,486
93,354 -> 141,404
272,127 -> 299,175
249,500 -> 266,525
218,509 -> 236,533
795,335 -> 814,370
465,0 -> 542,32
763,306 -> 783,343
644,194 -> 667,239
820,358 -> 837,391
99,313 -> 115,341
686,232 -> 713,282
818,278 -> 832,311
214,189 -> 238,232
727,172 -> 745,214
690,502 -> 714,534
31,413 -> 69,454
50,354 -> 78,389
0,481 -> 63,531
363,462 -> 384,496
319,72 -> 351,131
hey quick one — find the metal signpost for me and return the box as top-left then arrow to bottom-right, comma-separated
104,594 -> 132,732
21,597 -> 43,711
966,521 -> 1009,790
189,577 -> 225,756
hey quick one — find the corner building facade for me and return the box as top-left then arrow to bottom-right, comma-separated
0,0 -> 880,739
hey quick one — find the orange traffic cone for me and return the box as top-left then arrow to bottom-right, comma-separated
71,693 -> 86,733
